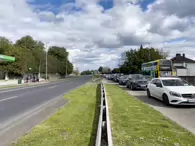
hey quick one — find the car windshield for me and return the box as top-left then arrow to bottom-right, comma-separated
132,74 -> 144,80
143,76 -> 152,81
162,79 -> 189,86
121,75 -> 128,79
136,80 -> 147,84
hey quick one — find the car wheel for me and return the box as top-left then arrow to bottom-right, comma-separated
147,89 -> 151,98
162,94 -> 170,106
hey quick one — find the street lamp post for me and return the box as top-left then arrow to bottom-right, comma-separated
45,42 -> 49,81
66,60 -> 68,78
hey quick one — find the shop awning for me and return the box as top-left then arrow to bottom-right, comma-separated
0,54 -> 15,62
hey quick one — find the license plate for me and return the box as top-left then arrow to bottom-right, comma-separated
141,85 -> 146,87
188,99 -> 195,102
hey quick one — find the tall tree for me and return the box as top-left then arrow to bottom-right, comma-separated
48,46 -> 73,75
119,46 -> 169,74
98,66 -> 103,73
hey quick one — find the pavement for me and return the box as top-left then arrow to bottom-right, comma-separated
0,76 -> 91,146
103,78 -> 195,135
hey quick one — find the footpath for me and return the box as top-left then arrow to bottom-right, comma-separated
0,79 -> 50,89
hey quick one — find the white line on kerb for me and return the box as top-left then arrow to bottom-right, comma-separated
0,96 -> 19,102
48,85 -> 58,89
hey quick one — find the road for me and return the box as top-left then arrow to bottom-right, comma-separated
0,76 -> 91,133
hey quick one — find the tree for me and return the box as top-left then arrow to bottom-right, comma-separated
0,35 -> 74,79
81,70 -> 92,75
48,46 -> 73,75
112,68 -> 120,73
119,45 -> 169,74
98,66 -> 103,73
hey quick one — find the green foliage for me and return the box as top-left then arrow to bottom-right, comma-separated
0,35 -> 73,77
119,45 -> 168,74
81,70 -> 93,75
98,66 -> 103,73
112,68 -> 120,73
48,46 -> 73,75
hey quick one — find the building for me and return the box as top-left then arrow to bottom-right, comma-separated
171,53 -> 195,76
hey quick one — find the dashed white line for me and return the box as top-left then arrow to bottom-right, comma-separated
0,96 -> 19,102
48,85 -> 58,89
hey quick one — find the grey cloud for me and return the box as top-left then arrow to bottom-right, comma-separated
117,33 -> 146,46
149,0 -> 195,18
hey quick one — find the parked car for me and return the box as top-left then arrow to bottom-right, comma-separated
143,75 -> 153,83
119,75 -> 129,85
129,78 -> 148,90
113,74 -> 120,82
126,74 -> 144,88
147,77 -> 195,106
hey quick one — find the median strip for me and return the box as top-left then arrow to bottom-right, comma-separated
105,84 -> 195,146
13,83 -> 101,146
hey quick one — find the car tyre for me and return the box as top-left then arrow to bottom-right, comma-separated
147,89 -> 151,98
162,94 -> 170,106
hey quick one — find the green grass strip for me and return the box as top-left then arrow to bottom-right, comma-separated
106,84 -> 195,146
13,84 -> 101,146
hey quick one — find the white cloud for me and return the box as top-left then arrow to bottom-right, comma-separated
0,0 -> 195,71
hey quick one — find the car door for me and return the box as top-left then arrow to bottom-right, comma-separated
154,79 -> 164,100
149,79 -> 158,97
127,75 -> 132,86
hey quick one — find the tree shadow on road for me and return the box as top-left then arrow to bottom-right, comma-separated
88,83 -> 101,146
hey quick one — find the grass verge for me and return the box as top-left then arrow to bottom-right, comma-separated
106,84 -> 195,146
13,83 -> 101,146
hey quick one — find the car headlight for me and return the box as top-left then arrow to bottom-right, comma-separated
169,91 -> 181,97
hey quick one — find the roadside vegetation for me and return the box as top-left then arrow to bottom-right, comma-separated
13,83 -> 101,146
0,36 -> 73,79
106,84 -> 195,146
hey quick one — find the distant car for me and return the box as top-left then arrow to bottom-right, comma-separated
129,78 -> 148,90
114,74 -> 123,82
147,77 -> 195,106
143,75 -> 153,83
119,75 -> 129,85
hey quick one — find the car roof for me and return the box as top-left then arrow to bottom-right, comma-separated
153,77 -> 181,80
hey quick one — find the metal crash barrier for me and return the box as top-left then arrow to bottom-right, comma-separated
95,83 -> 113,146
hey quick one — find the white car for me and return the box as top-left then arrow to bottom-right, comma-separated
147,77 -> 195,105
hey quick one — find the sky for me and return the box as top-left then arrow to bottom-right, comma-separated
1,0 -> 195,71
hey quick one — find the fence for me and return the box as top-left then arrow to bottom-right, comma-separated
95,83 -> 113,146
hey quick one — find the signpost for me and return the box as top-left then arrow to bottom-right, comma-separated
0,54 -> 15,80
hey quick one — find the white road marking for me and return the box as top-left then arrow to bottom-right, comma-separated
0,80 -> 66,94
0,96 -> 19,102
48,85 -> 58,89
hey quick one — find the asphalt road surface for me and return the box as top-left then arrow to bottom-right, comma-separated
0,76 -> 91,133
126,88 -> 195,134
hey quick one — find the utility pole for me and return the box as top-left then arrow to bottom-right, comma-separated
66,60 -> 68,78
45,42 -> 49,81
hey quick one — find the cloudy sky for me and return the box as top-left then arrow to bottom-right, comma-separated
0,0 -> 195,71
